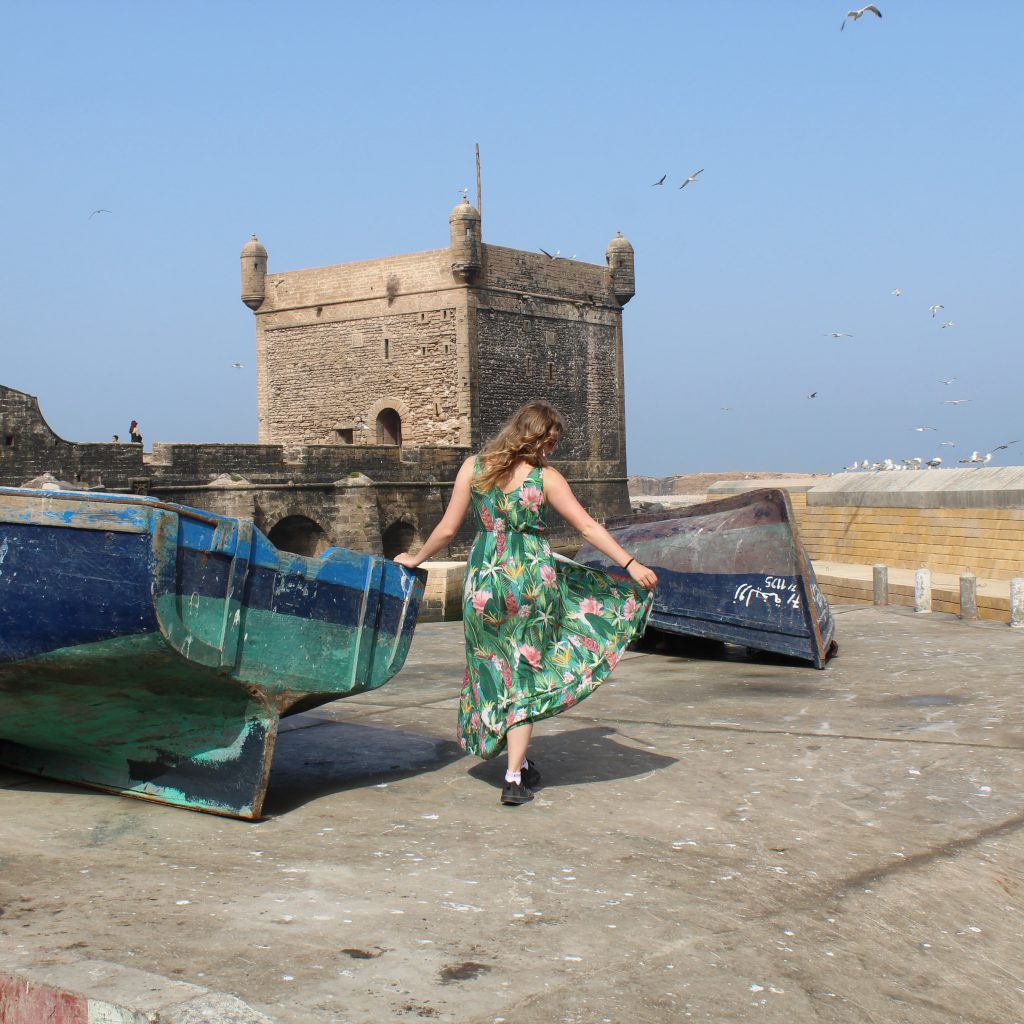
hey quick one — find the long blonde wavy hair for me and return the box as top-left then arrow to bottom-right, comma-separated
474,402 -> 564,493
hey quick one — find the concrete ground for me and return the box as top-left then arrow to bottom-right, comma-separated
2,606 -> 1023,1023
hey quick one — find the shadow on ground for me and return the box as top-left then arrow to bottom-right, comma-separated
466,724 -> 678,791
262,719 -> 463,817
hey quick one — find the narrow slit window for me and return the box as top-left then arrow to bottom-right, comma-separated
547,362 -> 554,381
434,401 -> 440,417
384,338 -> 390,360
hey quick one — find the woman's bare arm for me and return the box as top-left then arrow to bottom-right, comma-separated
544,467 -> 658,589
393,457 -> 475,568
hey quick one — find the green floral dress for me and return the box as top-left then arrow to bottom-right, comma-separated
458,460 -> 654,759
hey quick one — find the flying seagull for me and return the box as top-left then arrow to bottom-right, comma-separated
941,320 -> 956,329
891,288 -> 901,297
825,331 -> 853,339
679,169 -> 704,189
937,378 -> 956,385
651,174 -> 667,187
939,440 -> 957,447
458,187 -> 468,200
992,440 -> 1022,452
807,391 -> 818,399
914,426 -> 937,432
538,248 -> 560,260
231,362 -> 245,369
929,304 -> 944,318
841,5 -> 882,30
88,208 -> 111,220
942,399 -> 970,405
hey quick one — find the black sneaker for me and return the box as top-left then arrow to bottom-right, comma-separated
500,780 -> 534,805
521,759 -> 541,790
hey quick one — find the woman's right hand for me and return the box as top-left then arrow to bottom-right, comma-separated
393,553 -> 419,570
627,560 -> 658,589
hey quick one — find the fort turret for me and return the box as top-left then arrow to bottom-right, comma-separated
449,198 -> 481,283
240,234 -> 268,310
605,231 -> 635,305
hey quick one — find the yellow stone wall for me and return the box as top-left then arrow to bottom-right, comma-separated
791,499 -> 1024,581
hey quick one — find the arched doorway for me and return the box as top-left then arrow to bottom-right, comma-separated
376,408 -> 402,446
382,520 -> 416,560
268,515 -> 330,557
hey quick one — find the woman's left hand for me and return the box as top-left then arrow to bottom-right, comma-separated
393,552 -> 419,570
627,560 -> 658,589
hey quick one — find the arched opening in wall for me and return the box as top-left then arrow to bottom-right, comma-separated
268,515 -> 330,558
376,408 -> 402,446
382,520 -> 417,560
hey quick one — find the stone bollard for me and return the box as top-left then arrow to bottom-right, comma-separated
959,572 -> 978,621
1011,577 -> 1024,628
873,564 -> 888,607
914,568 -> 932,613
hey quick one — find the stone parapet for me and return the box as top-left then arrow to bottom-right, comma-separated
806,467 -> 1024,508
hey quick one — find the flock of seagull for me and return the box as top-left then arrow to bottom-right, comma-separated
826,293 -> 1019,472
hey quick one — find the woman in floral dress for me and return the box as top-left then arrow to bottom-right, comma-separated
395,402 -> 657,805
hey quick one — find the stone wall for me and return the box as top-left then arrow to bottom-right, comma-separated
253,249 -> 472,448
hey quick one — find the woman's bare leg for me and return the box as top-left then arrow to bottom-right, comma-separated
505,722 -> 533,780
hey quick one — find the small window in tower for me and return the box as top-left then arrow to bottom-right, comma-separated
442,310 -> 447,319
420,345 -> 427,356
434,401 -> 440,417
546,328 -> 557,347
547,362 -> 554,381
443,343 -> 449,355
384,338 -> 390,360
526,356 -> 533,375
336,428 -> 354,444
420,313 -> 426,322
4,435 -> 13,447
465,227 -> 471,238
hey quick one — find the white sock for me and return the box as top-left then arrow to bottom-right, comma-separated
521,757 -> 530,771
505,769 -> 522,785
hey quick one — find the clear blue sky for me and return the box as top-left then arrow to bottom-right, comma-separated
2,1 -> 1021,476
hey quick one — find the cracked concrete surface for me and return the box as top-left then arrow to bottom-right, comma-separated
1,606 -> 1022,1023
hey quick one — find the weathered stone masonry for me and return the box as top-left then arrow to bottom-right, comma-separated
1,203 -> 638,561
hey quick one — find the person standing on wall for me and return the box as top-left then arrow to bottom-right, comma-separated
394,401 -> 657,806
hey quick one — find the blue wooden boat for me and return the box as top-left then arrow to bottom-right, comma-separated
0,487 -> 425,817
576,489 -> 836,668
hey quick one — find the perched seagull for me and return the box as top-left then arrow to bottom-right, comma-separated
929,304 -> 944,318
926,457 -> 943,468
937,378 -> 956,385
891,288 -> 901,297
825,331 -> 853,339
231,362 -> 245,369
841,4 -> 882,30
939,440 -> 957,447
88,208 -> 111,219
942,399 -> 970,405
679,168 -> 704,189
914,426 -> 937,432
807,391 -> 818,399
903,457 -> 923,469
941,320 -> 956,329
959,451 -> 990,465
651,174 -> 667,187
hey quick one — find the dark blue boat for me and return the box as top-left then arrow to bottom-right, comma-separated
576,489 -> 836,668
0,487 -> 425,817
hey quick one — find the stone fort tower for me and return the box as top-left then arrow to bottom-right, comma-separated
241,201 -> 635,477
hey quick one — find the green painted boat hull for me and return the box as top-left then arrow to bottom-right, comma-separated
0,488 -> 426,818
